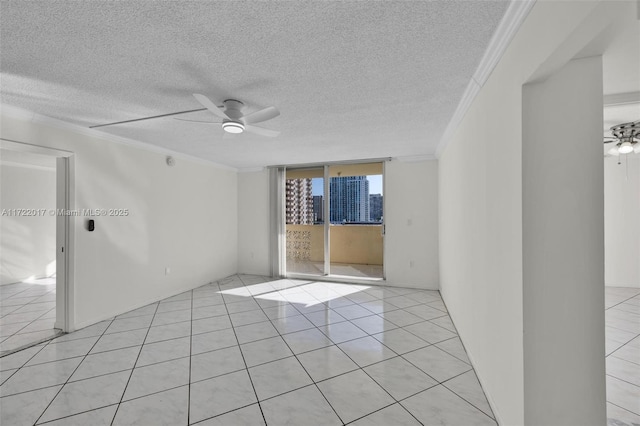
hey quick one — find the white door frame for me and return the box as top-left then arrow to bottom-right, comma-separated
1,138 -> 75,332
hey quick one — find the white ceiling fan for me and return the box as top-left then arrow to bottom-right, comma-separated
175,94 -> 280,137
90,93 -> 280,137
604,120 -> 639,156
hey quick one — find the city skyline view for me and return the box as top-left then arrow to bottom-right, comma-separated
312,175 -> 382,196
287,175 -> 383,224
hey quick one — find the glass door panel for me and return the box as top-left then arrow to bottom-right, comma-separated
285,168 -> 325,276
328,163 -> 384,278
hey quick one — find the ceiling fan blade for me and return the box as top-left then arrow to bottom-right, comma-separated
243,106 -> 280,124
174,118 -> 221,124
89,108 -> 206,128
193,93 -> 229,120
245,125 -> 280,137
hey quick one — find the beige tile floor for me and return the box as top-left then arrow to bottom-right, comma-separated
0,275 -> 495,425
1,278 -> 637,424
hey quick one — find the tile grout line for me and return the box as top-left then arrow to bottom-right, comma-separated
607,400 -> 640,418
605,290 -> 640,310
5,306 -> 57,341
1,302 -> 57,348
180,278 -> 487,424
0,338 -> 51,388
108,301 -> 162,426
325,339 -> 426,425
238,276 -> 438,424
31,315 -> 118,425
8,323 -> 138,367
433,290 -> 498,420
216,276 -> 269,426
35,403 -> 120,426
605,372 -> 640,391
330,288 -> 491,423
278,277 -> 458,424
241,276 -> 348,425
187,287 -> 194,426
440,372 -> 498,421
605,323 -> 640,342
609,343 -> 640,367
0,281 -> 56,348
1,284 -> 56,310
1,295 -> 55,317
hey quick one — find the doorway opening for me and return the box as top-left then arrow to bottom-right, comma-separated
0,139 -> 74,356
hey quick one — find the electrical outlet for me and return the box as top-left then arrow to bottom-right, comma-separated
165,267 -> 171,275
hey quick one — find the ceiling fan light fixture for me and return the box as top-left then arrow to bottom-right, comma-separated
222,121 -> 245,134
618,141 -> 634,154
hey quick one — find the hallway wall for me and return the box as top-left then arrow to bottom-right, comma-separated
605,155 -> 640,288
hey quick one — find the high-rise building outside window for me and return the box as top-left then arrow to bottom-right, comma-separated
285,178 -> 314,224
329,176 -> 369,223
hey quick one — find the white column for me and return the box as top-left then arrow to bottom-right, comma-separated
522,55 -> 605,424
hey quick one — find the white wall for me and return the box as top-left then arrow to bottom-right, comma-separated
0,162 -> 56,284
1,111 -> 238,330
522,55 -> 605,425
605,155 -> 640,288
237,169 -> 271,275
384,159 -> 438,289
438,1 -> 621,424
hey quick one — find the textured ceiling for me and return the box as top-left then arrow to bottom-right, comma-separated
0,1 -> 510,169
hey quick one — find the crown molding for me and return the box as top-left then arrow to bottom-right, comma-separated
238,167 -> 266,173
603,91 -> 640,107
472,0 -> 537,87
0,104 -> 238,172
394,154 -> 437,163
435,0 -> 536,158
434,78 -> 482,159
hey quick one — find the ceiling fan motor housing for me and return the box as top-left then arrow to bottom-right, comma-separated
610,120 -> 639,140
222,99 -> 244,119
221,100 -> 246,133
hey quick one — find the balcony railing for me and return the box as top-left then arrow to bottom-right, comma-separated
285,224 -> 383,265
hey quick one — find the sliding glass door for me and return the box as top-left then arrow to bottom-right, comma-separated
285,168 -> 325,276
284,162 -> 384,280
328,163 -> 384,278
